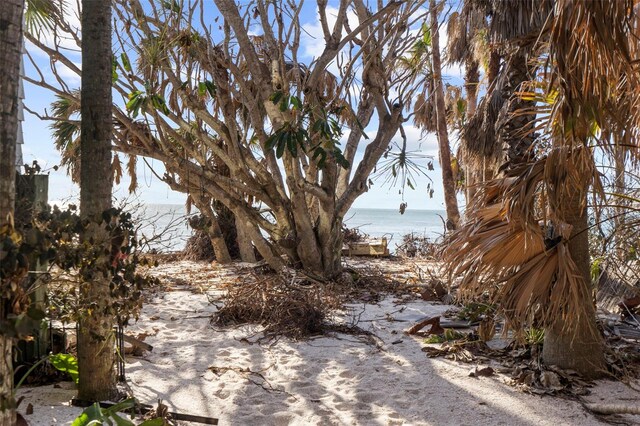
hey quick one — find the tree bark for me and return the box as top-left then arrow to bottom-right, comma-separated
464,59 -> 480,203
77,0 -> 117,402
430,0 -> 460,229
235,219 -> 257,263
191,194 -> 232,263
543,190 -> 605,379
0,1 -> 24,423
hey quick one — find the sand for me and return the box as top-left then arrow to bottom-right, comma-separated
16,260 -> 640,425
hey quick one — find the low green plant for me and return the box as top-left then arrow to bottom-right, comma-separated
49,353 -> 79,384
423,328 -> 464,344
525,327 -> 545,345
72,399 -> 165,426
457,303 -> 495,323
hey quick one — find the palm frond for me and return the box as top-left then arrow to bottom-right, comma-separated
25,0 -> 65,37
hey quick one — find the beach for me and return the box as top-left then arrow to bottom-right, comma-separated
16,258 -> 639,425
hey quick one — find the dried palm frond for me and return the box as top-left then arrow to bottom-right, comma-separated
413,90 -> 437,133
446,11 -> 467,64
445,144 -> 600,336
486,0 -> 553,49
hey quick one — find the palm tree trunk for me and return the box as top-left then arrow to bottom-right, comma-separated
501,53 -> 535,167
0,1 -> 24,423
542,190 -> 605,379
77,0 -> 117,402
464,59 -> 480,203
430,0 -> 460,229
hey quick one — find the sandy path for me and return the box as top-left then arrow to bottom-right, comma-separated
17,260 -> 639,425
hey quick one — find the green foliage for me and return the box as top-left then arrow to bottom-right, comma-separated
197,80 -> 216,98
161,0 -> 181,13
25,0 -> 64,36
126,90 -> 170,118
264,92 -> 351,169
120,53 -> 132,73
423,329 -> 464,343
457,303 -> 495,323
50,353 -> 79,384
590,257 -> 603,282
525,327 -> 545,345
71,399 -> 165,426
373,143 -> 433,195
0,220 -> 49,339
75,400 -> 164,425
11,205 -> 159,327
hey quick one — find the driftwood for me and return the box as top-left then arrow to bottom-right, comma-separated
122,334 -> 153,352
405,316 -> 445,335
585,403 -> 640,415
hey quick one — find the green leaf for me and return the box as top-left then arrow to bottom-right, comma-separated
286,131 -> 297,156
290,96 -> 302,110
103,399 -> 136,415
109,412 -> 135,426
407,178 -> 415,190
121,53 -> 132,73
279,95 -> 289,112
269,91 -> 284,104
203,80 -> 216,97
26,306 -> 46,321
71,403 -> 104,426
126,91 -> 144,118
265,133 -> 278,150
276,133 -> 286,158
112,56 -> 119,83
139,419 -> 166,426
353,116 -> 369,139
151,95 -> 170,115
50,353 -> 79,384
161,0 -> 181,13
198,82 -> 207,96
313,147 -> 327,168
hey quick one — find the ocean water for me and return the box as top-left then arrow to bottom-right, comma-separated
138,204 -> 446,253
344,208 -> 447,251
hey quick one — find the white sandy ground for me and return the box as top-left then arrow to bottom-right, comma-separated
16,259 -> 640,425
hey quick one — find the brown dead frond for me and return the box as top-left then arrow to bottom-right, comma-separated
444,148 -> 600,336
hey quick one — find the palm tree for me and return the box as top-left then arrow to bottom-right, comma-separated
0,2 -> 25,423
446,0 -> 640,377
77,0 -> 117,401
445,2 -> 486,202
430,0 -> 460,229
460,0 -> 552,206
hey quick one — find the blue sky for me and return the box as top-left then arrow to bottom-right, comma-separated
21,1 -> 464,212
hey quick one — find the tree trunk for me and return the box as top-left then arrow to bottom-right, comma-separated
543,190 -> 605,379
0,1 -> 24,423
191,194 -> 232,263
464,59 -> 480,203
501,53 -> 535,167
77,0 -> 117,402
235,219 -> 257,263
430,0 -> 460,229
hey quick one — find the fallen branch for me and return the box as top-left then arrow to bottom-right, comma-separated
122,334 -> 153,352
405,316 -> 444,335
585,403 -> 640,415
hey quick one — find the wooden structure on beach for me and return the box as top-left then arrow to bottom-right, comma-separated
343,238 -> 390,257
